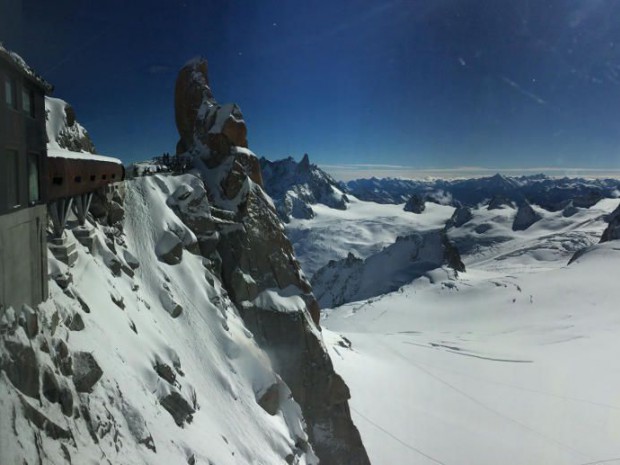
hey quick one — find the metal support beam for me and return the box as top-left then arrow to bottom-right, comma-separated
72,192 -> 93,226
48,197 -> 73,238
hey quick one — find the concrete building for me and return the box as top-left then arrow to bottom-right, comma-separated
0,47 -> 51,310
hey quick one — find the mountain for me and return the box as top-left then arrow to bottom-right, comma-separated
343,173 -> 620,211
259,154 -> 349,222
0,56 -> 369,465
342,177 -> 432,204
311,230 -> 464,308
45,96 -> 97,153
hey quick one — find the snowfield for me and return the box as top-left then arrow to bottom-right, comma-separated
287,196 -> 455,277
308,197 -> 620,465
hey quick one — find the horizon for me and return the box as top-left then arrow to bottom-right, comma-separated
319,164 -> 620,182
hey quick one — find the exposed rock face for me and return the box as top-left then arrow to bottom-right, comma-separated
404,194 -> 425,213
2,341 -> 40,399
562,201 -> 579,218
312,230 -> 464,308
600,204 -> 620,243
260,155 -> 348,223
448,205 -> 473,227
174,58 -> 260,188
72,351 -> 103,393
45,97 -> 97,153
488,194 -> 515,210
174,58 -> 370,465
512,202 -> 542,231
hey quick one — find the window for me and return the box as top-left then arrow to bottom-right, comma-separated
22,87 -> 34,117
5,149 -> 20,208
4,76 -> 16,109
28,153 -> 39,204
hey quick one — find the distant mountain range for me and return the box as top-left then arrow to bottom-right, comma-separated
342,173 -> 620,211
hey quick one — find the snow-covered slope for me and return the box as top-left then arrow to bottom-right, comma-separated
0,174 -> 316,465
318,197 -> 620,465
1,54 -> 369,465
46,96 -> 97,153
260,155 -> 348,222
311,231 -> 464,308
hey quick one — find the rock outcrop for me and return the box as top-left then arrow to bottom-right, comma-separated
45,97 -> 97,153
311,230 -> 465,308
512,202 -> 542,231
173,58 -> 370,465
447,205 -> 473,227
404,194 -> 426,213
600,204 -> 620,243
488,194 -> 515,210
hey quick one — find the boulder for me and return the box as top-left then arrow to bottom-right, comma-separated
257,382 -> 280,416
156,231 -> 183,265
159,289 -> 183,318
2,341 -> 39,398
155,362 -> 177,385
18,305 -> 39,339
160,391 -> 194,426
42,366 -> 61,403
122,249 -> 140,269
72,351 -> 103,393
58,385 -> 74,417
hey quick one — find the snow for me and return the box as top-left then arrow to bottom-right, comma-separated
311,231 -> 455,308
47,147 -> 121,164
0,174 -> 317,465
209,103 -> 244,134
317,196 -> 620,465
45,97 -> 96,152
286,195 -> 455,277
250,286 -> 308,313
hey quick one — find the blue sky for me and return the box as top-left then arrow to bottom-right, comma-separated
5,0 -> 620,174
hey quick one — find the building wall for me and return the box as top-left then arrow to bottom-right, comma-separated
0,205 -> 48,309
0,57 -> 49,309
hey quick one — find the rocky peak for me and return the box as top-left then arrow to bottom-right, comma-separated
174,58 -> 250,164
404,194 -> 426,214
447,205 -> 473,228
512,201 -> 542,231
173,59 -> 370,465
260,154 -> 349,222
299,153 -> 311,171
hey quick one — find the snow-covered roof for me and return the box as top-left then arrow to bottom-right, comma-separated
47,147 -> 122,165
